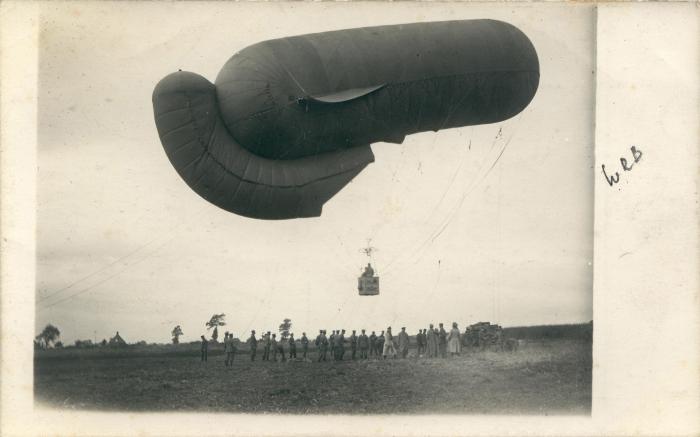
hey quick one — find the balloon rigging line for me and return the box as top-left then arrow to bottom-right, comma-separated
38,208 -> 210,309
403,128 -> 516,269
380,138 -> 489,276
37,235 -> 162,303
425,260 -> 443,304
385,115 -> 523,273
427,117 -> 521,247
380,127 -> 493,275
367,105 -> 468,260
421,136 -> 472,227
38,234 -> 179,310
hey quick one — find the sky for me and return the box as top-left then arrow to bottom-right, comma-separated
36,2 -> 594,345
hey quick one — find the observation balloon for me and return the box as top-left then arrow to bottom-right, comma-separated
152,19 -> 540,219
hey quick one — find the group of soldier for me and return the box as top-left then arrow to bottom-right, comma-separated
311,327 -> 407,361
202,322 -> 464,364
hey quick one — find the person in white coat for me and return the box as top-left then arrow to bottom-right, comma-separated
382,327 -> 397,359
447,322 -> 462,356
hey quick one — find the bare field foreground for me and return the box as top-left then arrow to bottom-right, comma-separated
35,339 -> 591,415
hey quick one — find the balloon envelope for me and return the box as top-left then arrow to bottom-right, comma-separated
215,19 -> 540,160
152,19 -> 540,219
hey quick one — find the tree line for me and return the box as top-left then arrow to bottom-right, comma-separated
35,314 -> 294,349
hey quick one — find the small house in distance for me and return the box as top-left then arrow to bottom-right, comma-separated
109,331 -> 127,347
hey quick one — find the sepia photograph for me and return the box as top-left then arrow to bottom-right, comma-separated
32,2 -> 597,416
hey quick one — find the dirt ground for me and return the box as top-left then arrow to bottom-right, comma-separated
34,340 -> 591,415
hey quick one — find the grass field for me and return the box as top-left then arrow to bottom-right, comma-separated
35,339 -> 591,415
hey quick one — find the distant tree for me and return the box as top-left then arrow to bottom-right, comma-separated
100,339 -> 107,347
171,325 -> 184,344
278,318 -> 292,341
205,314 -> 226,342
75,339 -> 94,348
36,324 -> 61,349
54,341 -> 63,348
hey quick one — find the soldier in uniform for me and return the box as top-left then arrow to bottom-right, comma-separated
369,331 -> 377,358
349,330 -> 358,360
271,333 -> 279,361
358,329 -> 369,359
333,330 -> 341,361
438,323 -> 448,358
200,335 -> 208,362
300,332 -> 309,359
314,330 -> 323,362
224,332 -> 235,366
263,331 -> 271,361
288,333 -> 297,359
329,330 -> 336,360
248,330 -> 258,361
223,332 -> 229,365
338,329 -> 346,360
426,324 -> 438,358
415,329 -> 423,356
316,330 -> 328,362
398,327 -> 410,358
377,330 -> 385,357
425,329 -> 431,356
